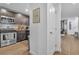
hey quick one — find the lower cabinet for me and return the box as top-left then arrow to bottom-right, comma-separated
17,31 -> 26,42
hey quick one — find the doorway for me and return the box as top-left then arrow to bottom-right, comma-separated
55,3 -> 79,55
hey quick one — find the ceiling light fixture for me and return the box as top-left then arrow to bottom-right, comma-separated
16,13 -> 22,17
1,9 -> 7,13
25,9 -> 29,12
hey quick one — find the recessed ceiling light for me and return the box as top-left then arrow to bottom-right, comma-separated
16,14 -> 22,17
1,9 -> 7,13
25,9 -> 29,12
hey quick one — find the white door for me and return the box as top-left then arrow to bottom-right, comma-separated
47,4 -> 56,54
47,4 -> 61,54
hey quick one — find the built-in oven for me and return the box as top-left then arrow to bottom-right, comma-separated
0,32 -> 17,47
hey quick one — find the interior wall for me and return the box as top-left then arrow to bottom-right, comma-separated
54,4 -> 61,52
29,3 -> 47,55
61,3 -> 79,19
29,3 -> 61,55
67,17 -> 78,35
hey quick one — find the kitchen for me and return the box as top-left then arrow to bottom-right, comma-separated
0,4 -> 30,54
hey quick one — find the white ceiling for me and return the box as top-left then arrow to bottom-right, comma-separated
61,3 -> 79,19
0,3 -> 79,19
0,3 -> 30,15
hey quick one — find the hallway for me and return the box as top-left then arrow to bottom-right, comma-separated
55,35 -> 79,55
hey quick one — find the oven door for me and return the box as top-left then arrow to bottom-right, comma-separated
1,33 -> 8,47
1,32 -> 17,47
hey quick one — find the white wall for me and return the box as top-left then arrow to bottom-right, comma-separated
61,3 -> 79,19
54,4 -> 61,52
29,3 -> 47,55
29,3 -> 61,55
67,17 -> 78,35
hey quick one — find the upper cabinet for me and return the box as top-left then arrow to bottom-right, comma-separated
0,8 -> 29,25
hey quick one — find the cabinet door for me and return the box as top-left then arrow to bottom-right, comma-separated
9,32 -> 17,45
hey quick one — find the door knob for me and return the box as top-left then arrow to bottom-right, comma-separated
50,32 -> 53,34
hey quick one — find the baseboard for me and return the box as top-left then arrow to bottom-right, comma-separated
29,50 -> 38,55
48,52 -> 55,55
55,48 -> 61,53
30,49 -> 61,55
